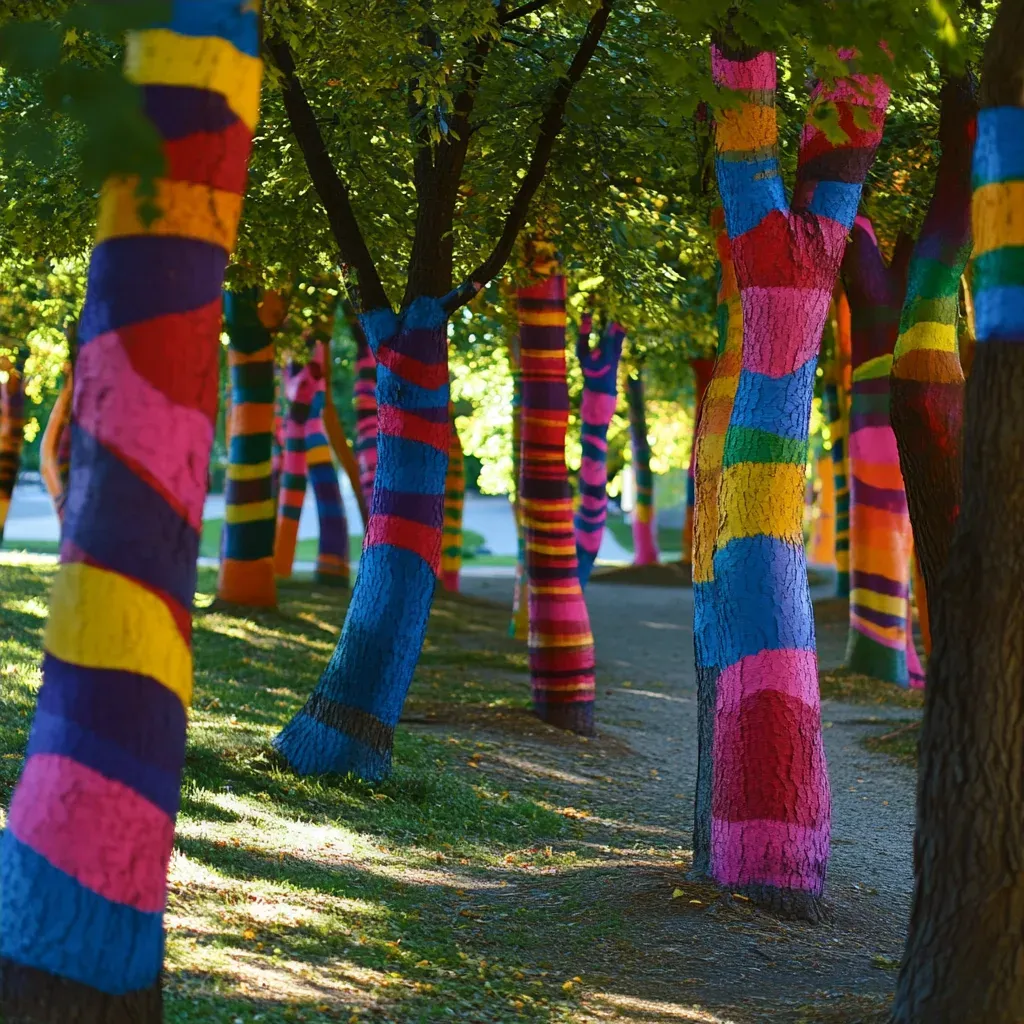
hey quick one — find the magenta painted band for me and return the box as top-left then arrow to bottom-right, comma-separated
739,287 -> 833,377
710,817 -> 830,890
714,648 -> 820,715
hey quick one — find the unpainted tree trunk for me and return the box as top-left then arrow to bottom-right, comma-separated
0,347 -> 28,542
682,357 -> 715,565
573,315 -> 624,586
0,6 -> 261,1019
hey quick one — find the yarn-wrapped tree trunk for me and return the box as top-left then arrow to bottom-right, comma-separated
894,6 -> 1024,1016
352,330 -> 378,510
273,297 -> 450,778
841,216 -> 924,687
682,357 -> 714,565
518,241 -> 596,734
890,74 -> 976,654
693,38 -> 888,918
273,356 -> 315,578
441,402 -> 465,592
305,338 -> 350,587
573,313 -> 624,586
625,366 -> 658,565
217,288 -> 282,607
0,346 -> 28,542
0,5 -> 262,1018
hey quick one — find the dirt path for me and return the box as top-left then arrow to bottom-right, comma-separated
428,574 -> 918,1023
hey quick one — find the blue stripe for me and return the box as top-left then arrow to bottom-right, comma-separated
729,358 -> 817,441
0,835 -> 164,995
805,180 -> 862,231
715,156 -> 787,237
975,284 -> 1024,342
161,0 -> 261,57
376,366 -> 448,412
374,436 -> 447,495
972,107 -> 1024,187
272,711 -> 388,781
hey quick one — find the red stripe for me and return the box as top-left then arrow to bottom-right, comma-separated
377,405 -> 449,451
375,344 -> 448,390
163,121 -> 253,193
365,514 -> 442,570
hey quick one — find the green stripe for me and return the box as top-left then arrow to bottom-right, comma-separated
280,472 -> 306,491
972,246 -> 1024,293
722,427 -> 806,467
899,293 -> 959,334
903,256 -> 965,305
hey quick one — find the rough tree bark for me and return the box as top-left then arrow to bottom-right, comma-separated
841,216 -> 923,687
0,346 -> 28,542
692,38 -> 888,918
892,5 -> 1024,1017
890,74 -> 976,646
217,288 -> 281,607
682,357 -> 715,566
518,239 -> 596,734
573,313 -> 625,586
625,366 -> 658,565
440,402 -> 465,592
0,5 -> 262,1019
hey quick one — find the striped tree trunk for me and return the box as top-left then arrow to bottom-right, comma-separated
441,403 -> 465,592
507,328 -> 530,639
841,216 -> 923,687
829,289 -> 853,596
0,6 -> 261,1017
682,357 -> 715,565
217,288 -> 278,607
573,314 -> 624,586
695,41 -> 888,917
273,358 -> 313,578
306,338 -> 350,587
625,368 -> 658,565
352,333 -> 378,510
518,246 -> 596,734
0,346 -> 28,541
273,297 -> 449,780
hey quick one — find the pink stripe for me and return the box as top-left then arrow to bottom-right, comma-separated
849,425 -> 900,463
711,817 -> 830,891
711,47 -> 776,90
75,333 -> 213,529
580,391 -> 618,423
740,287 -> 832,376
579,492 -> 607,511
579,456 -> 608,484
9,754 -> 174,913
716,648 -> 819,716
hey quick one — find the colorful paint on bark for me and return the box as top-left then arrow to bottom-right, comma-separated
890,76 -> 976,659
273,297 -> 449,780
841,216 -> 922,687
683,358 -> 715,565
694,42 -> 888,913
625,367 -> 658,565
271,402 -> 283,502
0,4 -> 261,1015
508,331 -> 530,639
829,289 -> 853,596
273,357 -> 314,579
41,370 -> 72,523
218,288 -> 278,606
322,326 -> 369,529
306,339 -> 350,587
573,314 -> 624,586
441,403 -> 465,592
518,248 -> 596,734
809,452 -> 836,567
352,332 -> 378,510
0,347 -> 28,541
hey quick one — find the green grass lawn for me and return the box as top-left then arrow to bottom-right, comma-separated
0,557 -> 618,1023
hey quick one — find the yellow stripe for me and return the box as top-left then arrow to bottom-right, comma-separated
520,311 -> 567,327
973,180 -> 1024,256
852,354 -> 893,383
225,499 -> 276,524
227,459 -> 273,481
305,446 -> 333,466
532,584 -> 582,595
895,320 -> 958,355
529,632 -> 594,648
96,177 -> 244,249
528,543 -> 577,556
718,462 -> 805,545
45,562 -> 192,707
851,588 -> 905,617
126,29 -> 262,131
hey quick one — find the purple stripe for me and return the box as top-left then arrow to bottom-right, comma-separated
851,479 -> 908,514
405,403 -> 450,424
380,325 -> 446,362
63,426 -> 198,609
520,329 -> 566,351
78,237 -> 228,344
522,381 -> 569,410
373,487 -> 445,527
850,570 -> 908,599
850,412 -> 892,432
517,297 -> 565,311
852,604 -> 905,630
143,85 -> 238,141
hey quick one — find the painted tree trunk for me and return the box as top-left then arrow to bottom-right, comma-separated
218,288 -> 277,607
682,357 -> 715,565
441,404 -> 465,592
273,359 -> 313,578
0,347 -> 27,542
508,336 -> 530,639
692,204 -> 744,880
808,452 -> 836,566
40,372 -> 72,522
573,314 -> 624,586
890,76 -> 976,657
352,334 -> 378,510
518,254 -> 596,735
830,290 -> 853,596
893,31 -> 1024,1016
271,403 -> 283,502
0,7 -> 261,1018
695,41 -> 888,917
306,339 -> 350,587
273,297 -> 449,780
322,323 -> 368,529
841,216 -> 922,687
625,369 -> 658,565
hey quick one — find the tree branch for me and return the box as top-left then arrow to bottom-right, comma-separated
498,0 -> 555,25
444,0 -> 614,313
266,38 -> 391,311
